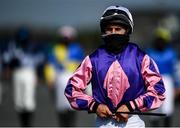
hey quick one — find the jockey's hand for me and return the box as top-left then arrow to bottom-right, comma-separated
96,104 -> 112,118
113,104 -> 129,122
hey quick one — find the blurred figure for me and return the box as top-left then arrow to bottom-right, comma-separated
13,27 -> 37,127
174,61 -> 180,100
2,26 -> 43,127
1,39 -> 17,105
147,27 -> 179,127
44,25 -> 84,127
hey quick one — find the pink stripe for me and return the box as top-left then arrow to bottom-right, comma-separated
65,93 -> 79,109
72,90 -> 94,102
141,55 -> 161,87
65,56 -> 94,109
130,101 -> 135,110
135,92 -> 165,112
71,101 -> 79,109
70,56 -> 92,89
134,96 -> 146,111
104,60 -> 130,107
90,101 -> 95,111
134,55 -> 165,111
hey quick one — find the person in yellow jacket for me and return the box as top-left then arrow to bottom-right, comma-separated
44,25 -> 84,127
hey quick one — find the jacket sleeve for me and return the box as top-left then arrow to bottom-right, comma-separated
127,54 -> 166,112
64,56 -> 98,112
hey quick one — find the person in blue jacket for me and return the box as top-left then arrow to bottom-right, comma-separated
147,27 -> 179,127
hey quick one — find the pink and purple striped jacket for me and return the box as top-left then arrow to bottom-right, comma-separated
64,43 -> 165,113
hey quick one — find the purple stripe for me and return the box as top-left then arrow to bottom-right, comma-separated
154,80 -> 165,95
65,83 -> 73,96
149,59 -> 158,73
143,95 -> 155,108
76,99 -> 88,110
118,43 -> 146,103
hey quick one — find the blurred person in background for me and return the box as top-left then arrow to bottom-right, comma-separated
44,25 -> 84,127
1,26 -> 43,127
146,27 -> 180,127
174,61 -> 180,100
65,5 -> 166,127
1,39 -> 17,105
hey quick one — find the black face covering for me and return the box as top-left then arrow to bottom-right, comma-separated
102,34 -> 129,54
